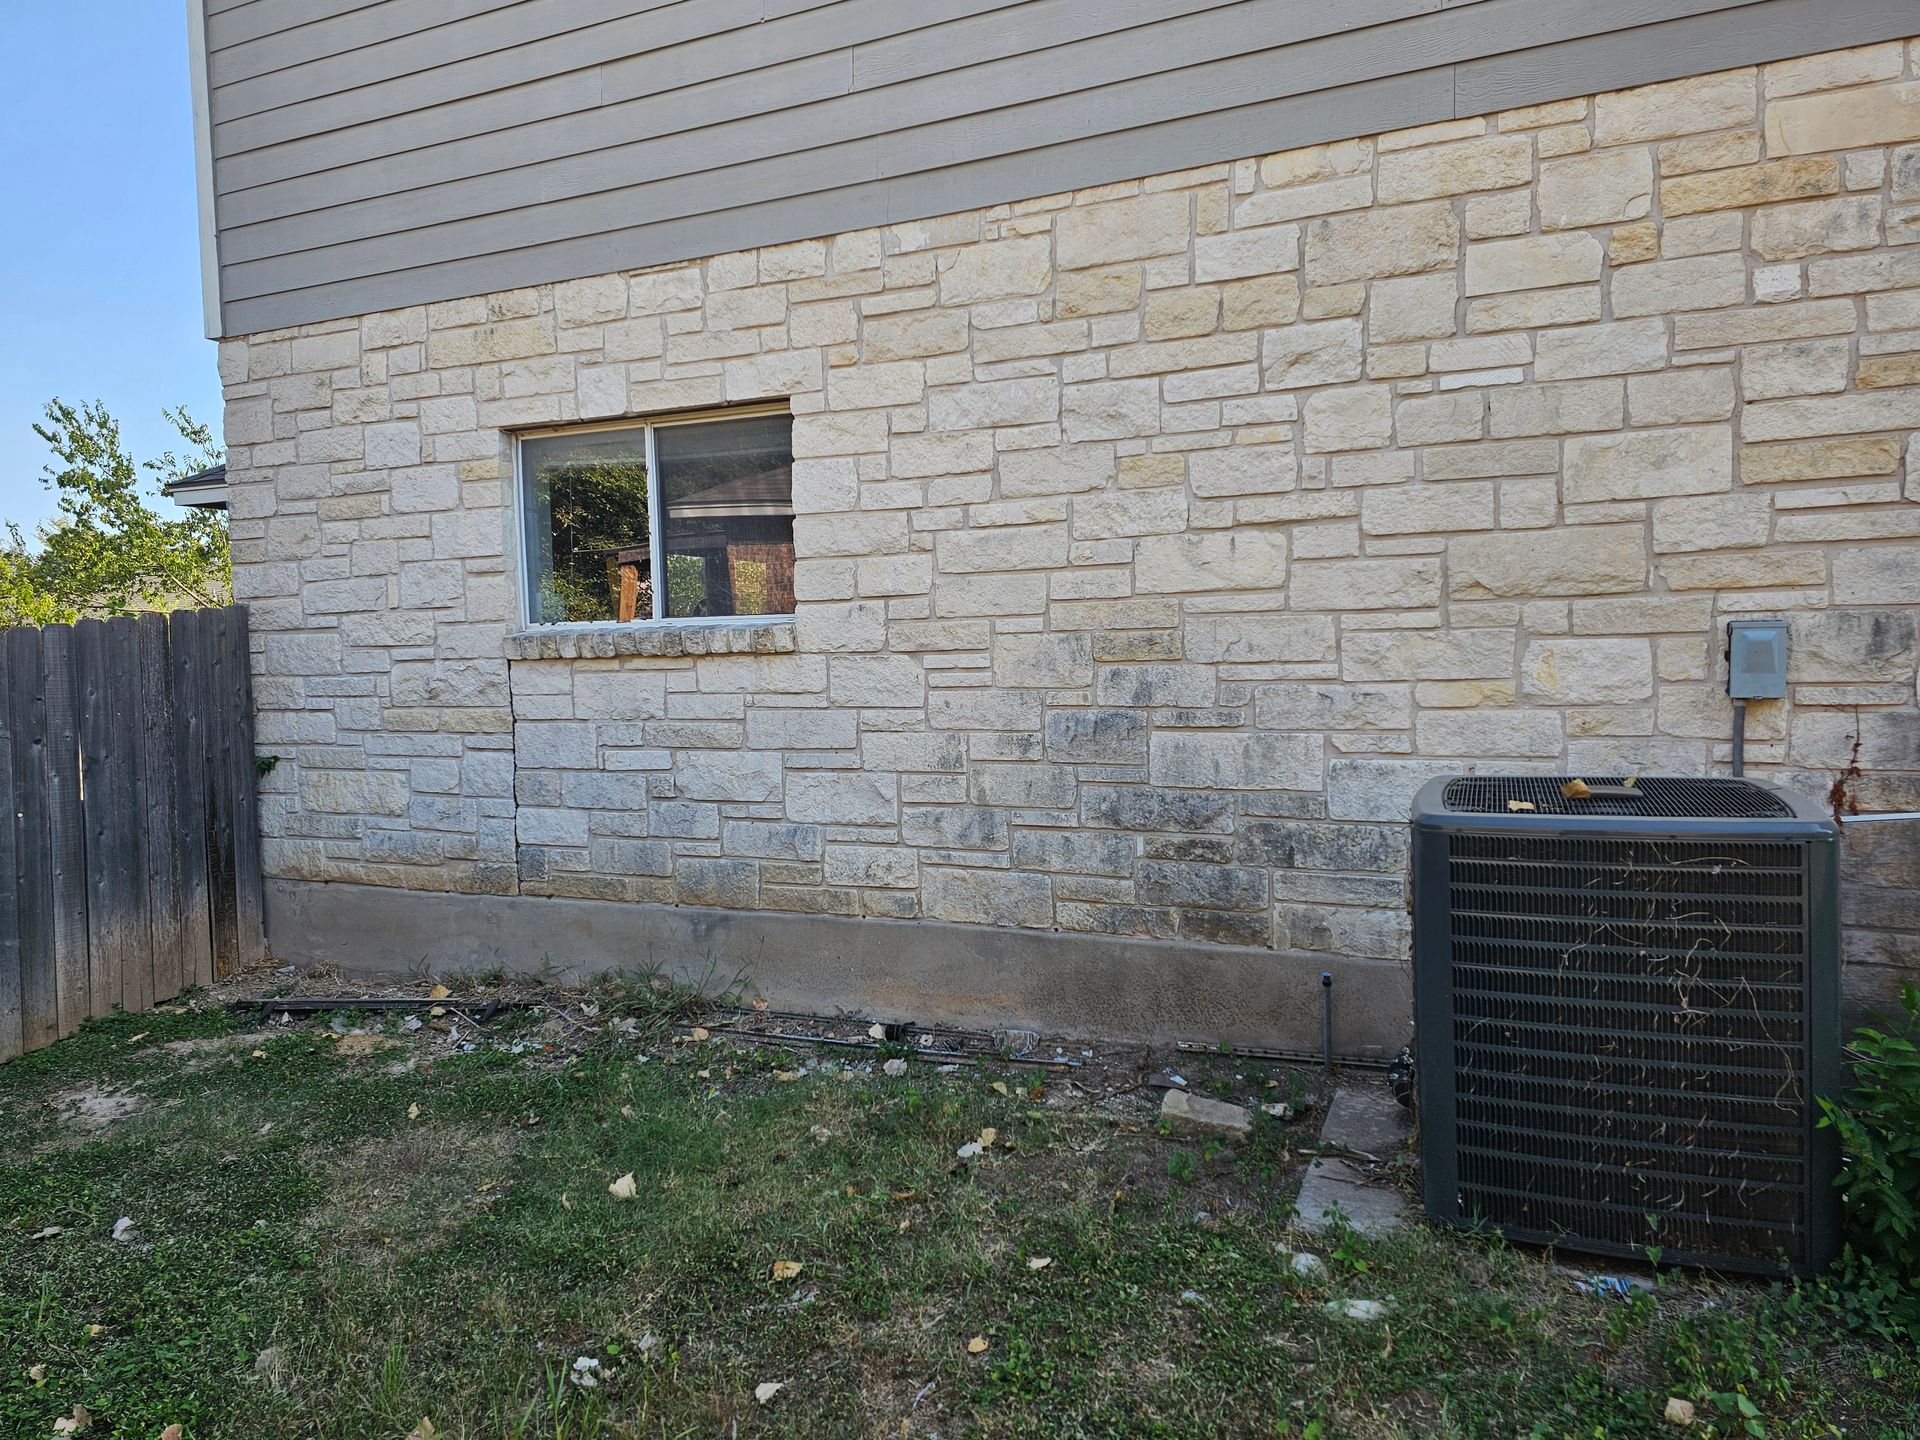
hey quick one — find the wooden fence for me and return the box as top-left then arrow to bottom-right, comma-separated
0,605 -> 264,1061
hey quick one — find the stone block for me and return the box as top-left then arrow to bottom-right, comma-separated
1611,254 -> 1747,318
1292,556 -> 1442,609
922,867 -> 1052,927
1564,425 -> 1732,502
1303,385 -> 1393,453
1135,529 -> 1286,593
1262,319 -> 1363,388
1376,134 -> 1531,202
1369,273 -> 1459,343
1593,70 -> 1757,146
1465,234 -> 1603,295
1538,149 -> 1655,229
1449,525 -> 1646,599
1488,378 -> 1624,437
1303,203 -> 1459,285
1766,81 -> 1920,155
1056,193 -> 1192,269
1521,638 -> 1654,703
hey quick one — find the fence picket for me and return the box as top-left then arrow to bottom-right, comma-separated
0,635 -> 21,1063
40,624 -> 83,1044
139,612 -> 185,1005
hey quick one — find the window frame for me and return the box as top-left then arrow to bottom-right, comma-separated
511,402 -> 795,631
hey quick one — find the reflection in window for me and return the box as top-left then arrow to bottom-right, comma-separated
519,411 -> 794,625
657,413 -> 797,620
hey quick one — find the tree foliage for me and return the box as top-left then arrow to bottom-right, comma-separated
1,400 -> 229,626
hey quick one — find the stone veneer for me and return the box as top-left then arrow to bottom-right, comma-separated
226,41 -> 1920,1017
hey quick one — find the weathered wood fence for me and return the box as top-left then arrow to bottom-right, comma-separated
0,605 -> 264,1061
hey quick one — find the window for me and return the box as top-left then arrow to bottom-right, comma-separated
518,409 -> 796,626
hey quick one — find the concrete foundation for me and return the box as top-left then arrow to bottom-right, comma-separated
266,877 -> 1412,1056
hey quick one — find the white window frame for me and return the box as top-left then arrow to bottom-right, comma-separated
512,402 -> 794,631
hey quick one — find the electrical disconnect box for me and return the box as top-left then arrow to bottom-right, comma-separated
1727,619 -> 1789,700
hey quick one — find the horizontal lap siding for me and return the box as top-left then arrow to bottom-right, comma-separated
203,0 -> 1913,335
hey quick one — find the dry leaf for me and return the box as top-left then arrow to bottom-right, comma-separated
751,997 -> 769,1012
774,1071 -> 800,1083
560,1192 -> 572,1211
697,1069 -> 711,1080
1507,801 -> 1536,813
428,1007 -> 446,1019
1561,778 -> 1592,800
126,1033 -> 147,1045
690,1027 -> 710,1042
110,1217 -> 136,1243
619,1105 -> 634,1118
159,1428 -> 183,1440
608,1172 -> 638,1202
771,1260 -> 803,1281
85,1325 -> 103,1338
51,1403 -> 90,1435
1623,775 -> 1639,789
882,1059 -> 908,1078
250,1049 -> 267,1059
27,1226 -> 62,1241
989,1081 -> 1011,1097
27,1363 -> 45,1384
406,1103 -> 421,1121
868,1023 -> 886,1040
755,1381 -> 784,1404
407,1419 -> 438,1440
966,1336 -> 989,1356
429,984 -> 450,1000
1027,1256 -> 1052,1271
979,1127 -> 998,1147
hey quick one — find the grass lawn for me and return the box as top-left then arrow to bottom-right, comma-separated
1,983 -> 1915,1440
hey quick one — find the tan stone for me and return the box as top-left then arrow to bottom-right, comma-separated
1448,525 -> 1647,599
1672,299 -> 1857,349
1303,204 -> 1459,285
1260,137 -> 1373,188
1593,70 -> 1757,146
1303,386 -> 1393,453
1659,550 -> 1827,589
1521,639 -> 1654,702
1369,273 -> 1459,343
1488,378 -> 1623,437
1056,192 -> 1192,269
1609,224 -> 1658,265
1377,135 -> 1531,203
1657,130 -> 1763,177
1750,196 -> 1883,261
1740,437 -> 1906,484
1650,492 -> 1772,552
1144,289 -> 1221,340
1564,426 -> 1733,502
1466,287 -> 1601,334
1057,267 -> 1144,318
1221,275 -> 1302,330
1134,529 -> 1288,593
1743,390 -> 1920,442
1765,42 -> 1906,97
1534,319 -> 1669,380
1857,353 -> 1920,389
1766,82 -> 1920,155
1741,339 -> 1852,400
1291,557 -> 1442,609
1611,254 -> 1747,317
1465,234 -> 1602,296
1538,150 -> 1653,229
1661,157 -> 1840,215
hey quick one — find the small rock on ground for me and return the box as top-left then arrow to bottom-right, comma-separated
1160,1089 -> 1253,1140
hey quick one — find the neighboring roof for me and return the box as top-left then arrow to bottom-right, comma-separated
164,462 -> 228,512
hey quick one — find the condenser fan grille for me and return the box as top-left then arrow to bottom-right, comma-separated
1417,802 -> 1837,1274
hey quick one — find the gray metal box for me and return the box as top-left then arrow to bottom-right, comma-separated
1728,619 -> 1789,699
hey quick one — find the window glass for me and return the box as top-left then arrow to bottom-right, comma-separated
518,411 -> 794,625
656,414 -> 796,620
520,427 -> 652,624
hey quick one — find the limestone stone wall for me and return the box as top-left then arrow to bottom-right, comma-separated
224,40 -> 1920,1013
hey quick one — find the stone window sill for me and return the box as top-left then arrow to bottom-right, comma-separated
504,619 -> 797,661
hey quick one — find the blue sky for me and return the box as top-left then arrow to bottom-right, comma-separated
1,5 -> 223,536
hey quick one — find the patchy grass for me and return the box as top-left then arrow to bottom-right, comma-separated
0,1004 -> 1914,1440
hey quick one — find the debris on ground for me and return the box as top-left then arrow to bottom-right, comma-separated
109,1217 -> 136,1243
1159,1089 -> 1253,1140
1323,1298 -> 1394,1321
1664,1397 -> 1696,1425
1294,1085 -> 1412,1237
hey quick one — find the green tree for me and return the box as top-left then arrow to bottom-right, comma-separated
1,400 -> 229,626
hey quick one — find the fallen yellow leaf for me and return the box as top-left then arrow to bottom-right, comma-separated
1561,778 -> 1592,800
608,1172 -> 638,1201
126,1033 -> 147,1044
771,1260 -> 803,1281
1507,800 -> 1536,813
407,1419 -> 439,1440
27,1363 -> 45,1384
774,1071 -> 800,1083
406,1103 -> 421,1121
990,1081 -> 1011,1097
690,1027 -> 710,1042
429,984 -> 450,1000
250,1049 -> 267,1059
966,1336 -> 989,1355
159,1427 -> 183,1440
979,1127 -> 998,1147
560,1192 -> 572,1211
